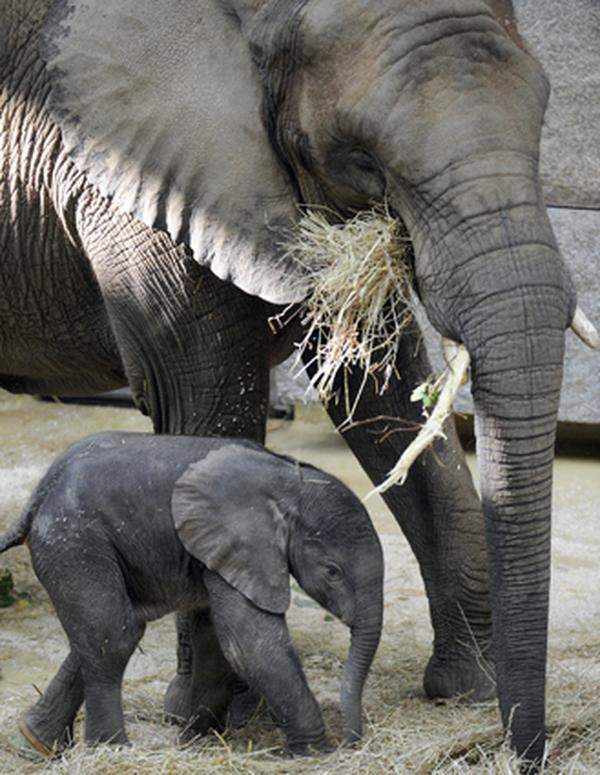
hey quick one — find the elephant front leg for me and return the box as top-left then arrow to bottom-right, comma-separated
88,234 -> 271,438
204,572 -> 331,755
84,223 -> 272,726
304,318 -> 494,702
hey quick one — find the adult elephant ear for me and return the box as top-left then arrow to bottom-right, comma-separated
171,445 -> 298,615
40,0 -> 306,304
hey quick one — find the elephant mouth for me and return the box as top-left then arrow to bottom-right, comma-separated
279,206 -> 415,421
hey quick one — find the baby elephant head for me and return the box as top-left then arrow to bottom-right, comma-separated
171,441 -> 384,743
288,463 -> 385,744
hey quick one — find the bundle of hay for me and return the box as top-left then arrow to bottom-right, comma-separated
274,207 -> 470,493
276,207 -> 415,425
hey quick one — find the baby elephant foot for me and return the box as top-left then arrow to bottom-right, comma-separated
177,711 -> 223,743
424,652 -> 496,703
16,652 -> 83,757
287,736 -> 335,757
173,679 -> 237,741
177,697 -> 231,742
15,723 -> 55,760
227,684 -> 266,728
17,715 -> 73,759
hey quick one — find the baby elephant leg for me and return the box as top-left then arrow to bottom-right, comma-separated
78,615 -> 145,746
19,651 -> 84,755
45,569 -> 144,746
165,612 -> 262,734
176,608 -> 238,739
204,572 -> 330,755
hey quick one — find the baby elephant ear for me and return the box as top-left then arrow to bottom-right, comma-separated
40,0 -> 306,304
171,446 -> 293,615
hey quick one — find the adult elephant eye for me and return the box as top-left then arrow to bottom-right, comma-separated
324,146 -> 385,201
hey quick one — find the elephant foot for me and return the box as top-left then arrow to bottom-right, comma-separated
287,737 -> 334,757
15,716 -> 69,759
10,731 -> 49,762
175,690 -> 266,743
423,652 -> 496,703
177,707 -> 225,743
227,685 -> 266,728
164,673 -> 194,725
165,673 -> 238,737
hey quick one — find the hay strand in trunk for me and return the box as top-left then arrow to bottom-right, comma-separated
366,340 -> 470,497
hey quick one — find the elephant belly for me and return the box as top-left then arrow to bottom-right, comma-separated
0,199 -> 125,396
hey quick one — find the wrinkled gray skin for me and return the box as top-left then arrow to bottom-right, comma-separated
0,433 -> 384,754
0,0 -> 577,763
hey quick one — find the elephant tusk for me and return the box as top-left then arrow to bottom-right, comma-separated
366,338 -> 470,497
571,306 -> 600,349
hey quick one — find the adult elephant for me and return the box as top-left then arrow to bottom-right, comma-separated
0,0 -> 594,763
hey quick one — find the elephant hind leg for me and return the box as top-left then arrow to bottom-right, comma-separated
78,620 -> 145,746
19,651 -> 84,756
77,608 -> 145,746
41,563 -> 145,746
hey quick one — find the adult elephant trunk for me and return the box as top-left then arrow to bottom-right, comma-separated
470,283 -> 566,761
394,174 -> 575,762
340,588 -> 383,744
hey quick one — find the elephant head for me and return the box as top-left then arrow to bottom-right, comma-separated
171,443 -> 384,742
42,0 -> 596,762
289,462 -> 384,743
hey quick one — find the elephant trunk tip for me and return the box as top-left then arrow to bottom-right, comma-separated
342,725 -> 363,747
340,671 -> 363,745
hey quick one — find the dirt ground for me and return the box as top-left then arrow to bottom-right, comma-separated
0,393 -> 599,773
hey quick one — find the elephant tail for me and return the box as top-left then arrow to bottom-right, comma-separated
0,452 -> 73,554
0,472 -> 59,551
0,510 -> 33,553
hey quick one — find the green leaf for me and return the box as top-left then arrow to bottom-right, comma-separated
0,569 -> 16,608
410,384 -> 429,402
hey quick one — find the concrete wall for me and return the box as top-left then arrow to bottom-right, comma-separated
515,0 -> 600,209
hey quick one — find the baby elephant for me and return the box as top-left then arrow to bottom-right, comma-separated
0,432 -> 384,756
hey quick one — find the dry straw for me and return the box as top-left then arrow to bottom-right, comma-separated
273,207 -> 415,428
1,649 -> 599,773
367,339 -> 470,497
272,207 -> 471,492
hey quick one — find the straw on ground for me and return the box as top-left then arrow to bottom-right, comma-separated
273,207 -> 414,427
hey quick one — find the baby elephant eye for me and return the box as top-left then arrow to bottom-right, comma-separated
326,564 -> 343,580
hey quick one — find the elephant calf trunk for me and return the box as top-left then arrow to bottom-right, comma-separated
341,609 -> 382,744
